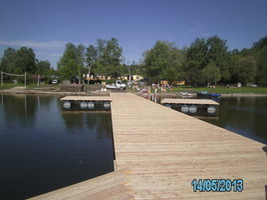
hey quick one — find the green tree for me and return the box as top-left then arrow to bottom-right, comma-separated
183,36 -> 230,86
85,38 -> 123,78
14,47 -> 37,74
255,47 -> 267,86
253,36 -> 267,49
144,41 -> 183,83
229,50 -> 243,83
183,38 -> 207,86
251,36 -> 267,86
0,47 -> 16,72
85,45 -> 98,75
206,36 -> 230,81
76,44 -> 86,83
233,56 -> 257,84
58,43 -> 80,81
36,60 -> 51,75
202,63 -> 221,87
59,59 -> 78,81
185,38 -> 207,69
186,68 -> 205,87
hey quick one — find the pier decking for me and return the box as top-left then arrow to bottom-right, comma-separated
28,169 -> 134,200
30,93 -> 267,199
60,96 -> 111,101
161,98 -> 219,105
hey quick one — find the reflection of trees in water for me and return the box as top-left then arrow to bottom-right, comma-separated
60,112 -> 84,131
206,97 -> 267,141
60,110 -> 112,139
36,95 -> 55,109
2,94 -> 37,127
86,113 -> 112,139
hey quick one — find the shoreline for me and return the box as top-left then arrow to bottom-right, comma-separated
1,88 -> 267,97
221,93 -> 267,97
135,92 -> 267,98
0,89 -> 110,96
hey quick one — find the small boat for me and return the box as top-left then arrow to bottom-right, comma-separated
197,91 -> 221,98
197,91 -> 209,97
179,92 -> 197,97
210,93 -> 221,97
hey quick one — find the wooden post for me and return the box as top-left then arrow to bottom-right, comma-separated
1,71 -> 3,87
24,71 -> 27,88
37,74 -> 40,87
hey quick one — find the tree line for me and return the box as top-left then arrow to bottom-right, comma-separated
0,47 -> 55,75
144,36 -> 267,87
1,36 -> 267,86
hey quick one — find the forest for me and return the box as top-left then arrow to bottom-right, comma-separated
0,36 -> 267,86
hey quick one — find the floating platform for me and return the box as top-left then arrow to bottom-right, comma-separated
60,96 -> 112,102
60,96 -> 112,110
161,98 -> 219,105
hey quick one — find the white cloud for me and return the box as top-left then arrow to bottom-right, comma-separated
183,23 -> 202,34
36,52 -> 62,57
0,40 -> 66,49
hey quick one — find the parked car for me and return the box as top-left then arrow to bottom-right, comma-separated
106,80 -> 126,90
52,80 -> 58,84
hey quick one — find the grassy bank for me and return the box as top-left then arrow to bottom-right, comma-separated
1,83 -> 267,95
0,83 -> 60,90
170,86 -> 267,94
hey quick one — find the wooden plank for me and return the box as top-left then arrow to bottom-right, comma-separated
28,169 -> 134,200
60,96 -> 112,101
111,93 -> 267,200
161,98 -> 219,105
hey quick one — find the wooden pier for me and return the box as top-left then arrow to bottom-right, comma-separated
28,169 -> 134,200
161,98 -> 219,105
30,93 -> 267,200
60,96 -> 112,102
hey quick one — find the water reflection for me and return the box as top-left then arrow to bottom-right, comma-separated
0,95 -> 113,200
86,113 -> 112,139
60,111 -> 112,139
1,94 -> 37,127
203,96 -> 267,144
60,112 -> 84,131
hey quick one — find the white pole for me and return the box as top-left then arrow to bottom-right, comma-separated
37,74 -> 40,87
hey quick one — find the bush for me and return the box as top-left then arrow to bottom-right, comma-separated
60,84 -> 84,92
84,84 -> 103,92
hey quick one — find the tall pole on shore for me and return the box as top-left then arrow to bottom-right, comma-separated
1,71 -> 3,87
24,71 -> 27,88
37,74 -> 40,87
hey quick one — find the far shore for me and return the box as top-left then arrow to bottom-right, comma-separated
221,93 -> 267,97
1,87 -> 267,97
0,88 -> 110,96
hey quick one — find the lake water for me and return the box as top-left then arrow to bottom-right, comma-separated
202,96 -> 267,144
0,94 -> 114,200
1,94 -> 267,199
158,95 -> 267,144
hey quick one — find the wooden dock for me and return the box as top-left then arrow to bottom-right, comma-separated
60,96 -> 111,101
28,169 -> 134,200
161,98 -> 219,105
111,93 -> 267,199
30,93 -> 267,199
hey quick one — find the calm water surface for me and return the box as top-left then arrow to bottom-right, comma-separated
0,94 -> 114,200
155,95 -> 267,143
202,96 -> 267,144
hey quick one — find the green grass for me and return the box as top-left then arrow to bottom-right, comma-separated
170,86 -> 267,94
0,83 -> 25,90
0,83 -> 60,90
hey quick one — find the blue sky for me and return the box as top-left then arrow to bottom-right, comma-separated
0,0 -> 267,68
